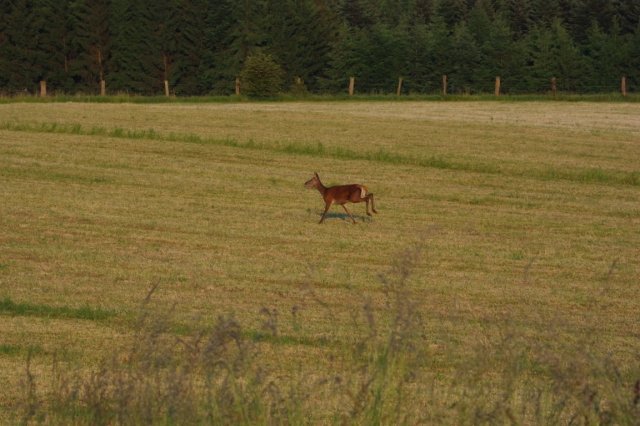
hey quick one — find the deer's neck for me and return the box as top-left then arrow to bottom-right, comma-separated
315,181 -> 327,197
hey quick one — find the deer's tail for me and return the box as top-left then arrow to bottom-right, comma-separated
360,186 -> 367,199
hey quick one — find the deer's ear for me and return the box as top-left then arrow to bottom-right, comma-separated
314,172 -> 319,178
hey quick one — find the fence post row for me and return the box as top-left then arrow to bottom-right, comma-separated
337,75 -> 631,96
20,75 -> 636,97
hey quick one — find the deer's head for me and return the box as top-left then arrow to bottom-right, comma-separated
304,172 -> 320,189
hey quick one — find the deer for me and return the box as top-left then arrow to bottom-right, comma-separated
304,172 -> 377,224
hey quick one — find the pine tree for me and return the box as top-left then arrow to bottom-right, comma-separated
525,19 -> 585,92
449,21 -> 483,93
198,0 -> 236,94
424,14 -> 453,89
156,0 -> 206,95
435,0 -> 469,29
66,0 -> 99,93
230,0 -> 268,73
506,0 -> 533,38
612,0 -> 640,34
263,0 -> 338,91
403,22 -> 432,92
625,23 -> 640,90
0,1 -> 13,91
468,0 -> 494,46
583,19 -> 628,92
530,0 -> 561,28
2,0 -> 40,92
572,0 -> 614,42
414,0 -> 435,24
109,0 -> 161,94
84,0 -> 111,90
0,0 -> 636,95
340,0 -> 375,28
481,16 -> 527,93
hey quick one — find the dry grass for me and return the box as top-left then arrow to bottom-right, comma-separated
0,101 -> 639,422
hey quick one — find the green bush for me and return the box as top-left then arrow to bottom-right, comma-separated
239,53 -> 284,98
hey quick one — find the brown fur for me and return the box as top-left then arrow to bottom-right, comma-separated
304,172 -> 378,224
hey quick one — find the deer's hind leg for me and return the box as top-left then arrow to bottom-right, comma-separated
365,193 -> 377,214
364,197 -> 372,216
342,204 -> 357,224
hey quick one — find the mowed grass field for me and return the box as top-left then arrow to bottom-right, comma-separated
1,100 -> 639,422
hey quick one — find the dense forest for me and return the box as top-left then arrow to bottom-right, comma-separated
0,0 -> 639,95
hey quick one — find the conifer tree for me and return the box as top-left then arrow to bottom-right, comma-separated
435,0 -> 469,28
583,19 -> 628,92
2,0 -> 39,92
449,22 -> 483,93
109,0 -> 161,94
525,19 -> 585,91
0,0 -> 637,95
198,0 -> 236,94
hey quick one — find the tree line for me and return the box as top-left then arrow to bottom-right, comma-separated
0,0 -> 639,96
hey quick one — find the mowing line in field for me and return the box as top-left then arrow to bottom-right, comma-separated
0,295 -> 338,349
0,296 -> 115,322
2,120 -> 639,187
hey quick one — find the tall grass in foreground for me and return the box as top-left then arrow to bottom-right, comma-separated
18,242 -> 640,425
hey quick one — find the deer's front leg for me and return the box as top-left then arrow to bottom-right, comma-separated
319,201 -> 332,224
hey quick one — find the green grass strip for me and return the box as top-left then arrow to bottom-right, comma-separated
1,93 -> 638,104
0,343 -> 46,357
244,330 -> 336,348
0,296 -> 116,321
2,120 -> 638,187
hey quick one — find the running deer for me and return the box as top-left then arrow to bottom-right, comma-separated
304,172 -> 377,224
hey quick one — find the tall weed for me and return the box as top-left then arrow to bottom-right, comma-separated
17,243 -> 640,424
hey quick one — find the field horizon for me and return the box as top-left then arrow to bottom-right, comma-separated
1,100 -> 639,423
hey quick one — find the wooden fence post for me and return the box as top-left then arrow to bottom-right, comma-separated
396,77 -> 403,96
551,77 -> 557,97
100,80 -> 106,96
442,75 -> 447,96
621,76 -> 627,97
40,80 -> 47,97
494,76 -> 501,96
164,80 -> 170,97
348,76 -> 355,96
235,77 -> 240,95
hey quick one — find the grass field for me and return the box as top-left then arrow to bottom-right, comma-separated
1,100 -> 639,423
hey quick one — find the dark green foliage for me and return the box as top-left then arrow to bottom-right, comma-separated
240,52 -> 284,97
108,0 -> 161,94
0,0 -> 637,95
198,0 -> 236,94
525,19 -> 586,91
583,20 -> 628,91
449,22 -> 483,93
